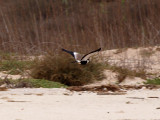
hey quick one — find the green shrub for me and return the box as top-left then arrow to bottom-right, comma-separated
145,78 -> 160,85
31,54 -> 105,86
0,78 -> 67,88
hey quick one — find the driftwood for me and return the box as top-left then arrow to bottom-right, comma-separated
67,84 -> 160,93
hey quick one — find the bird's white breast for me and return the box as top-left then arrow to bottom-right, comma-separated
73,52 -> 80,60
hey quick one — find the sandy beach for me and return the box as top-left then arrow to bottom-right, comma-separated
0,88 -> 160,120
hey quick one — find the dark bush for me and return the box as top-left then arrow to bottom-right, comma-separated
31,54 -> 105,86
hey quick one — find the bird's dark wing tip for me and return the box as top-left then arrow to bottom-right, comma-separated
96,48 -> 101,52
61,48 -> 75,58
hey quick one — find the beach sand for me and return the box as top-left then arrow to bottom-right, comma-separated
0,88 -> 160,120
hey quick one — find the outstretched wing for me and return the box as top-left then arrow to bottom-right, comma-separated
62,48 -> 81,61
62,48 -> 74,57
81,48 -> 101,61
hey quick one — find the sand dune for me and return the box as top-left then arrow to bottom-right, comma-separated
0,46 -> 160,120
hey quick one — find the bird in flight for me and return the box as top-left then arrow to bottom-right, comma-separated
62,48 -> 101,65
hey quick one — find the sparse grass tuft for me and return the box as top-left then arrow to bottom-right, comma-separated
0,60 -> 34,75
156,47 -> 160,51
31,54 -> 106,86
114,48 -> 128,54
107,65 -> 147,83
140,49 -> 155,58
145,78 -> 160,85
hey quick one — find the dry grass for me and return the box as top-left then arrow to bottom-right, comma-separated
0,0 -> 160,54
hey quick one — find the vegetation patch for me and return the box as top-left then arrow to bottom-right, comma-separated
0,60 -> 34,75
31,54 -> 106,86
0,52 -> 14,60
0,78 -> 67,88
145,78 -> 160,85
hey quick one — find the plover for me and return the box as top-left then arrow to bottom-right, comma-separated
62,48 -> 101,65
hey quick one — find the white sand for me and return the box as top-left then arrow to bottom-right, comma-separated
0,88 -> 160,120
